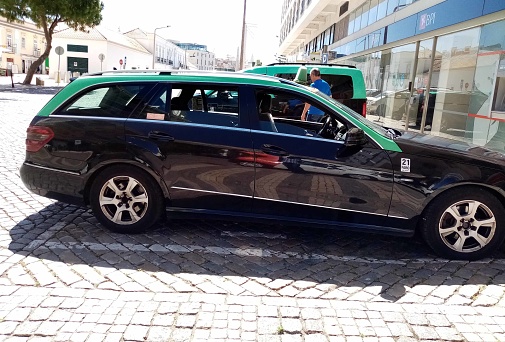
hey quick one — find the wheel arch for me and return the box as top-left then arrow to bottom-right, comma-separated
417,182 -> 505,232
82,160 -> 171,206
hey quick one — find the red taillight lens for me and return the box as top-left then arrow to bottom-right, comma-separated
26,126 -> 54,152
362,102 -> 367,118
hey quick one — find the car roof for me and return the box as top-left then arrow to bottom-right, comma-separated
65,69 -> 308,91
242,63 -> 359,73
265,62 -> 356,69
38,69 -> 313,118
78,69 -> 283,82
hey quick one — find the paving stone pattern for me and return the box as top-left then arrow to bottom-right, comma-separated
0,84 -> 504,341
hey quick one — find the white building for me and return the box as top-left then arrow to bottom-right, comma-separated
0,16 -> 46,74
215,55 -> 237,71
49,26 -> 151,79
124,28 -> 187,69
187,49 -> 214,70
177,43 -> 215,71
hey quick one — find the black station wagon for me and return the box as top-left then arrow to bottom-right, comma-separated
21,70 -> 505,260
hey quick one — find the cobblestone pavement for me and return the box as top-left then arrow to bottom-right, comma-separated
0,84 -> 504,341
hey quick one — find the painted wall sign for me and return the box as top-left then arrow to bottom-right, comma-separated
419,12 -> 436,30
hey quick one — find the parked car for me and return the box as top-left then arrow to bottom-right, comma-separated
414,88 -> 488,131
366,91 -> 395,116
242,63 -> 368,117
20,70 -> 505,260
366,89 -> 418,120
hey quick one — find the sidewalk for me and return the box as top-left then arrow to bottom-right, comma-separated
0,73 -> 67,89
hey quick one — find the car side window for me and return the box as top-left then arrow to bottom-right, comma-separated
60,84 -> 153,118
205,89 -> 239,114
168,85 -> 240,128
254,88 -> 347,140
134,85 -> 170,120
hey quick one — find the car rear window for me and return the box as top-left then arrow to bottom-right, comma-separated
133,84 -> 241,128
58,84 -> 154,118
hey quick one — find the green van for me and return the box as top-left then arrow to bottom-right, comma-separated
242,63 -> 367,117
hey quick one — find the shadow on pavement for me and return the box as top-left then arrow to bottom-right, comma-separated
0,85 -> 62,95
8,202 -> 505,302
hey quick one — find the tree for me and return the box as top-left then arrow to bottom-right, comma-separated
0,0 -> 103,85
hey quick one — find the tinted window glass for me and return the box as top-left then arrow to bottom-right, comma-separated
60,84 -> 152,118
254,88 -> 341,138
168,85 -> 240,128
135,84 -> 169,120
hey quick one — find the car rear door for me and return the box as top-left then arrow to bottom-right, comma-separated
125,82 -> 255,213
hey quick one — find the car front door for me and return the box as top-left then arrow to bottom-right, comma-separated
125,82 -> 255,213
246,86 -> 395,227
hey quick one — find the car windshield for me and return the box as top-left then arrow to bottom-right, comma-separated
308,86 -> 395,139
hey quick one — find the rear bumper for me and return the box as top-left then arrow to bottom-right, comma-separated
20,162 -> 87,206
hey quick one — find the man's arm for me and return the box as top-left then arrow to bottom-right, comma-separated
301,103 -> 310,121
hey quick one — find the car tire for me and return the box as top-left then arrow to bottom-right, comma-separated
421,187 -> 505,260
90,165 -> 164,234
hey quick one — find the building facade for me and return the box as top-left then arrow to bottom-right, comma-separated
215,55 -> 237,71
177,43 -> 215,71
124,29 -> 187,70
50,27 -> 152,79
0,17 -> 46,74
278,0 -> 505,152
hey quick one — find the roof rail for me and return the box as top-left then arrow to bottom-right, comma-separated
82,69 -> 238,77
266,62 -> 356,69
83,70 -> 173,77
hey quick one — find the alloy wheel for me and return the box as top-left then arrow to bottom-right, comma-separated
438,200 -> 496,253
98,176 -> 149,225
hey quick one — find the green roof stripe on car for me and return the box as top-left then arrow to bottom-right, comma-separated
37,72 -> 401,153
36,73 -> 291,118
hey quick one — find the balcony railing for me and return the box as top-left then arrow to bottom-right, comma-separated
5,45 -> 17,54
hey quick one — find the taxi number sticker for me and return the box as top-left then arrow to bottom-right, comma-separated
401,158 -> 411,172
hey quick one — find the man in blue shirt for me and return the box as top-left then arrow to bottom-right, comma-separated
301,68 -> 331,122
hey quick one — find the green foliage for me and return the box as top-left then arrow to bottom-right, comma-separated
0,0 -> 103,30
0,0 -> 103,84
277,325 -> 284,335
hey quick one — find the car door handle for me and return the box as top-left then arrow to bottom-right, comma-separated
148,131 -> 175,142
261,144 -> 289,156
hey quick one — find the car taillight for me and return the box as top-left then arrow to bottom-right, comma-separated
26,126 -> 54,152
362,102 -> 367,118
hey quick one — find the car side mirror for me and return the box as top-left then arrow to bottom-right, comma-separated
344,127 -> 367,147
337,127 -> 367,158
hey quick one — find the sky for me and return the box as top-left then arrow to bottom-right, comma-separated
100,0 -> 282,63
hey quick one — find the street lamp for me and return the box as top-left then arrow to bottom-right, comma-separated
152,25 -> 170,69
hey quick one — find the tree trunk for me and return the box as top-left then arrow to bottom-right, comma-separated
23,20 -> 54,85
23,46 -> 51,85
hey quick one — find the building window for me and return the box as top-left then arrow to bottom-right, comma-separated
33,39 -> 38,52
340,1 -> 349,16
348,12 -> 355,36
7,35 -> 12,48
67,44 -> 88,53
21,37 -> 26,49
360,1 -> 370,30
377,0 -> 388,21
